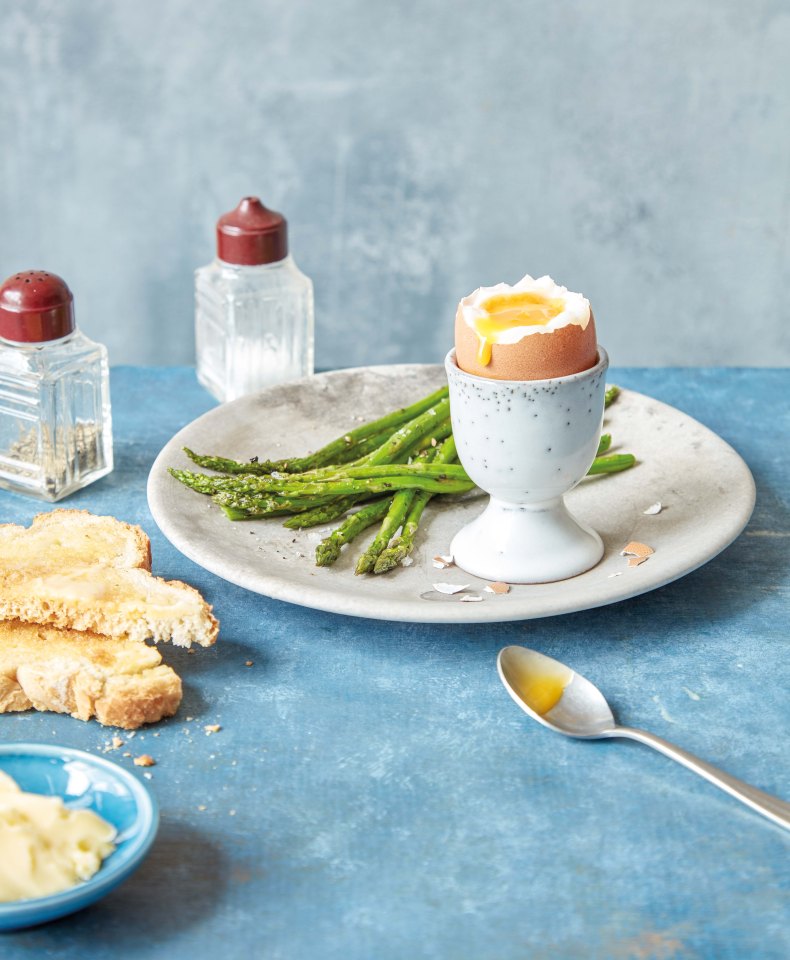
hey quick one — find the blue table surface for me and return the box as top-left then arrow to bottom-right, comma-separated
1,366 -> 788,960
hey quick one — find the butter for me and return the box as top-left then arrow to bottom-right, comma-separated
0,771 -> 115,902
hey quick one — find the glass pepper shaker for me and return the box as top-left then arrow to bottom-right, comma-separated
195,196 -> 314,403
0,270 -> 113,501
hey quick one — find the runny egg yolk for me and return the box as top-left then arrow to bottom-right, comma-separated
518,670 -> 568,716
474,291 -> 566,365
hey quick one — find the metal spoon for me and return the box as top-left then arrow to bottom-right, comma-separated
497,645 -> 790,831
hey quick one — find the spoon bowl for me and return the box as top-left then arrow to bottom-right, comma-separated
497,645 -> 790,831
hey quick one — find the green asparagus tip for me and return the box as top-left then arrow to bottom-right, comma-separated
315,543 -> 341,567
372,550 -> 403,575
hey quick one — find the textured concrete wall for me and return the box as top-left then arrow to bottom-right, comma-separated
0,1 -> 788,367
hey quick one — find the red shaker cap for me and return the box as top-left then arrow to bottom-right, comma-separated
216,197 -> 288,265
0,270 -> 76,343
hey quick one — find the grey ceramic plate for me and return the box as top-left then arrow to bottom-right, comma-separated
147,364 -> 755,623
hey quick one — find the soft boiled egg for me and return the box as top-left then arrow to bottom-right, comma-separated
454,274 -> 597,381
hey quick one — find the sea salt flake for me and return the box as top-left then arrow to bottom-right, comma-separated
400,556 -> 414,567
484,581 -> 510,595
621,541 -> 654,558
270,471 -> 286,480
459,594 -> 483,602
643,502 -> 663,515
433,582 -> 470,595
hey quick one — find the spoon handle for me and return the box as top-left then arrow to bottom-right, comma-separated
615,726 -> 790,831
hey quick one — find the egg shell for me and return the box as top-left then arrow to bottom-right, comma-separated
454,307 -> 598,381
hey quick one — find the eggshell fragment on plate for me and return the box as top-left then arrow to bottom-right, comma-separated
454,274 -> 598,381
484,581 -> 510,594
621,541 -> 654,558
432,583 -> 469,595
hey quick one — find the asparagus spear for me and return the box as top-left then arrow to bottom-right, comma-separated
597,433 -> 612,455
211,473 -> 474,499
373,437 -> 458,574
183,428 -> 391,476
605,385 -> 620,407
315,498 -> 393,567
186,385 -> 449,476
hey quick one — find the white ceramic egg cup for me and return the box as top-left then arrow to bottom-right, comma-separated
445,347 -> 609,583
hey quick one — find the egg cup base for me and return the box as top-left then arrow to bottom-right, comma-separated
450,496 -> 604,584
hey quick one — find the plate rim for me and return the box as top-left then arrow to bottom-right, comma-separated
147,363 -> 756,624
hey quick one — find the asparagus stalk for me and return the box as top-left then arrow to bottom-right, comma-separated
597,433 -> 612,455
315,498 -> 393,567
283,496 -> 360,529
605,385 -> 620,408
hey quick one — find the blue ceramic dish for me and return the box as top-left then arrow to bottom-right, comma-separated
0,742 -> 159,931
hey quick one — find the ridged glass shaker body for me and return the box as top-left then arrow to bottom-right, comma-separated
0,270 -> 112,501
0,330 -> 113,501
195,254 -> 314,403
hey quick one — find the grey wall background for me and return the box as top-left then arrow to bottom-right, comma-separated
1,0 -> 788,368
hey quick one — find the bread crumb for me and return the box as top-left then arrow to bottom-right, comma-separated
484,581 -> 509,595
123,751 -> 132,757
245,660 -> 254,667
204,724 -> 221,735
133,754 -> 156,767
197,804 -> 207,812
143,772 -> 153,780
111,736 -> 124,750
186,716 -> 194,722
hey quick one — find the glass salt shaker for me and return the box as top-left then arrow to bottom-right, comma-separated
0,270 -> 113,501
195,196 -> 314,403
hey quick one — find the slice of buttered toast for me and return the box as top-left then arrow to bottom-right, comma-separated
0,509 -> 152,575
0,567 -> 218,647
0,510 -> 218,647
0,621 -> 181,729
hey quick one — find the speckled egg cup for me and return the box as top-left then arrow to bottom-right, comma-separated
445,347 -> 609,583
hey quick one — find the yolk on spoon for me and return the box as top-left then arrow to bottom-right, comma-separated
517,670 -> 569,716
473,291 -> 566,365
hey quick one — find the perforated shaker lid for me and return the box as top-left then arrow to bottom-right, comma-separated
0,270 -> 76,342
216,197 -> 288,265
